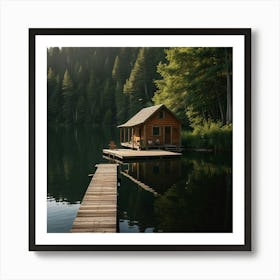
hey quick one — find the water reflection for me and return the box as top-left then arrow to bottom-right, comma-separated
47,198 -> 80,232
47,126 -> 232,233
118,153 -> 232,233
47,126 -> 118,232
121,159 -> 183,195
47,126 -> 118,203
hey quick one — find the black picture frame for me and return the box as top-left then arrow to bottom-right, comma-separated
29,28 -> 251,251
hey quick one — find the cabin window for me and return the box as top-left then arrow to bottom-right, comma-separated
158,110 -> 164,119
152,126 -> 160,136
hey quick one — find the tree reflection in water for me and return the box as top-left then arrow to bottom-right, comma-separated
47,126 -> 232,233
119,153 -> 232,233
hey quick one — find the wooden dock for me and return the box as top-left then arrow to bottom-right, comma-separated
71,164 -> 118,233
103,149 -> 182,162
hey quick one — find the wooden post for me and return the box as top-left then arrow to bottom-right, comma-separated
128,128 -> 130,144
144,124 -> 146,149
124,128 -> 126,144
132,127 -> 134,149
136,162 -> 139,179
120,128 -> 122,144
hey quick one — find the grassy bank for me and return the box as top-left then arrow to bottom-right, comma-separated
182,122 -> 232,152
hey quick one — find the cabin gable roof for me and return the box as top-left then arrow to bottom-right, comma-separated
118,104 -> 180,128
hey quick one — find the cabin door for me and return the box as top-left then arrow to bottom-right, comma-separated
164,126 -> 171,144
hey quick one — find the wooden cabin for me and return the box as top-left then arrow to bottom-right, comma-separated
118,104 -> 181,151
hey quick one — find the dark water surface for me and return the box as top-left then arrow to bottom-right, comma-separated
47,126 -> 232,233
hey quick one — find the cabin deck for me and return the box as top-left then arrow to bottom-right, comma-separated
103,148 -> 182,162
120,142 -> 182,152
71,164 -> 118,233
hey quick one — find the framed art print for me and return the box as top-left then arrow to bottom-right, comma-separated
29,28 -> 251,251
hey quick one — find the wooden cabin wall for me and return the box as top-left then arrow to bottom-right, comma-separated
144,109 -> 181,146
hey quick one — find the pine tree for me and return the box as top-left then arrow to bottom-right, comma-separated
101,78 -> 115,125
153,47 -> 232,128
47,68 -> 61,123
86,72 -> 100,124
62,69 -> 75,124
112,48 -> 139,123
47,47 -> 168,126
124,47 -> 165,116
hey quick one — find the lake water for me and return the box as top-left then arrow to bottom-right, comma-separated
47,126 -> 232,233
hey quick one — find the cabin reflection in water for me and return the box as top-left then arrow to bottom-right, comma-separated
121,159 -> 182,195
118,155 -> 232,233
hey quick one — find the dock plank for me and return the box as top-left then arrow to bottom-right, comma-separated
71,163 -> 118,233
103,148 -> 181,162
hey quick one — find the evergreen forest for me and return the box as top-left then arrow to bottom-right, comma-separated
47,47 -> 232,150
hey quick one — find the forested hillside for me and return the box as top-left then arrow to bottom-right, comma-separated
47,47 -> 232,134
47,47 -> 165,125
